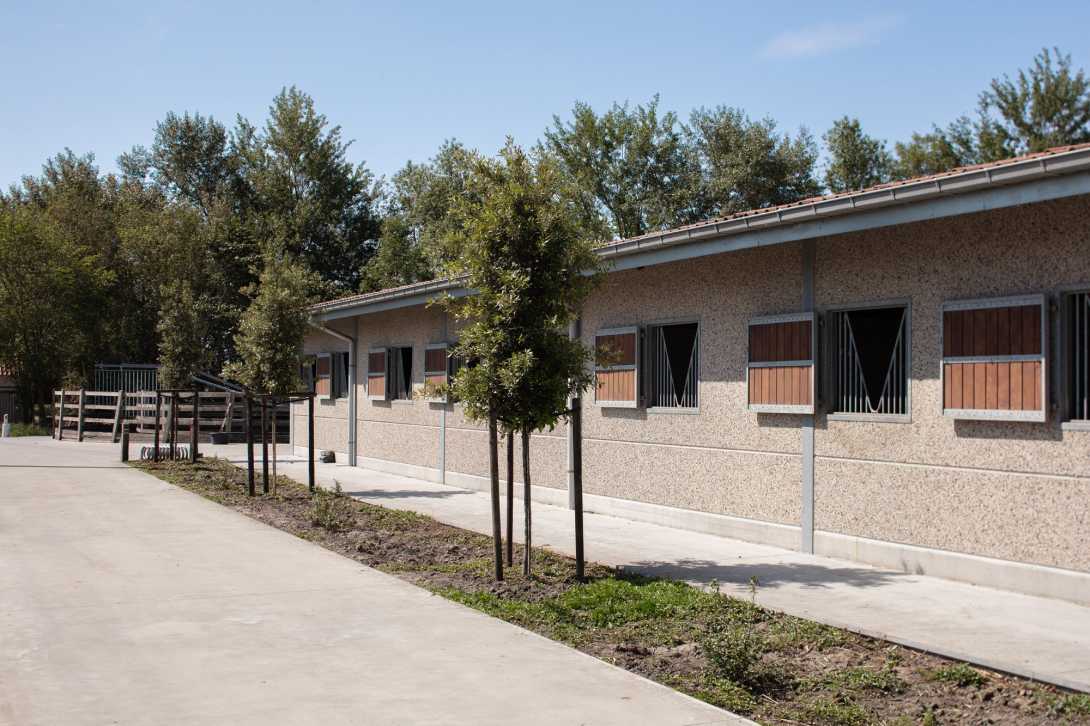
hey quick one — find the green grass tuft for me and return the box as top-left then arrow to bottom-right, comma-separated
924,663 -> 986,687
8,422 -> 51,436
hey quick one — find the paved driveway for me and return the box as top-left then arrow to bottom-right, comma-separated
0,438 -> 744,725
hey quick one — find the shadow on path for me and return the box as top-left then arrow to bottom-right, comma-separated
626,559 -> 912,590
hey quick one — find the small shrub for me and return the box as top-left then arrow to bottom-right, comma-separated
785,695 -> 873,725
684,673 -> 757,714
9,422 -> 51,437
703,616 -> 763,684
310,482 -> 349,532
925,663 -> 986,687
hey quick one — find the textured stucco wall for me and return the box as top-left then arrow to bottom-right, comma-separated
293,318 -> 355,453
579,243 -> 805,525
812,196 -> 1090,571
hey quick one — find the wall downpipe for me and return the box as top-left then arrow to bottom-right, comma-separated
311,320 -> 357,467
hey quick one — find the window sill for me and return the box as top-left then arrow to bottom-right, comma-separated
826,413 -> 911,424
391,398 -> 414,405
1060,420 -> 1090,431
646,406 -> 701,415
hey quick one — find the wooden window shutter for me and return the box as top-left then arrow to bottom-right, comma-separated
747,313 -> 816,414
424,344 -> 448,401
315,354 -> 332,400
367,348 -> 388,400
595,327 -> 639,408
941,294 -> 1047,422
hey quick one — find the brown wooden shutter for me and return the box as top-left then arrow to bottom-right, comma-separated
941,295 -> 1046,421
423,344 -> 448,400
595,327 -> 638,408
367,348 -> 388,400
315,354 -> 332,399
747,313 -> 816,413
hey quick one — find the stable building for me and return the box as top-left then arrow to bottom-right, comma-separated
294,143 -> 1090,605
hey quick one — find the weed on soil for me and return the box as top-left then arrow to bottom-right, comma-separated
133,457 -> 1090,725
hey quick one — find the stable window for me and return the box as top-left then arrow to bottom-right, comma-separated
302,359 -> 316,392
391,346 -> 413,401
424,344 -> 448,401
827,303 -> 909,419
315,353 -> 332,400
332,352 -> 349,400
367,348 -> 387,400
1062,288 -> 1090,425
646,321 -> 699,410
941,295 -> 1045,422
747,313 -> 816,414
595,327 -> 638,408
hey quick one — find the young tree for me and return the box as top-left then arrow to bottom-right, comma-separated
359,216 -> 434,292
543,95 -> 696,240
822,117 -> 894,193
893,131 -> 969,179
435,141 -> 605,578
225,252 -> 318,489
687,106 -> 821,216
157,279 -> 206,389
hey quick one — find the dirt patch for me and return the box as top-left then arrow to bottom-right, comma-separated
134,457 -> 1090,725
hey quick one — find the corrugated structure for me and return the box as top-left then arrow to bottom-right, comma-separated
294,143 -> 1090,606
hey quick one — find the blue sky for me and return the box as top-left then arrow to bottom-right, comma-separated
3,1 -> 1089,189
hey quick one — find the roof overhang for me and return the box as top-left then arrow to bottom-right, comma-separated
310,147 -> 1090,322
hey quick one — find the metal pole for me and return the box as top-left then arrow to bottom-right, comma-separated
246,397 -> 255,496
153,391 -> 161,462
488,404 -> 503,581
308,395 -> 315,493
191,390 -> 199,462
506,430 -> 513,566
573,395 -> 584,580
261,400 -> 269,494
171,394 -> 179,460
120,423 -> 130,462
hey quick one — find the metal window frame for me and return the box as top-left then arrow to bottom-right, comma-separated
939,293 -> 1047,423
823,298 -> 912,423
315,352 -> 333,401
746,311 -> 817,414
643,316 -> 700,415
594,325 -> 639,409
389,344 -> 414,404
423,343 -> 449,402
1056,283 -> 1089,429
367,347 -> 388,401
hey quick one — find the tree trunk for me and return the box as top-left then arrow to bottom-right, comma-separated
522,426 -> 532,576
488,403 -> 504,581
506,430 -> 514,566
572,396 -> 584,580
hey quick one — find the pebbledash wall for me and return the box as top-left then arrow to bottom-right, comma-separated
294,149 -> 1090,605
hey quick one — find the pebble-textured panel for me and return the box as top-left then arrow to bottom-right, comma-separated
444,426 -> 568,490
583,439 -> 801,525
357,419 -> 441,469
814,457 -> 1090,572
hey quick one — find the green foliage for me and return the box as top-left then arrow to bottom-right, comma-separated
435,141 -> 606,434
558,576 -> 710,628
359,216 -> 434,293
924,663 -> 986,687
8,422 -> 52,436
310,481 -> 349,531
783,696 -> 874,725
687,105 -> 822,215
224,253 -> 317,395
822,117 -> 894,193
702,618 -> 762,684
543,95 -> 695,240
893,130 -> 969,179
157,279 -> 206,388
683,673 -> 758,713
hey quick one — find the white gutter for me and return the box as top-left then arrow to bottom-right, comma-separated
310,322 -> 357,467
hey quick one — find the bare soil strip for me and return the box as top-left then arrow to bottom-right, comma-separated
133,457 -> 1090,726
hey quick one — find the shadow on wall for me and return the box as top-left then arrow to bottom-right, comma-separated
953,419 -> 1063,442
625,558 -> 911,591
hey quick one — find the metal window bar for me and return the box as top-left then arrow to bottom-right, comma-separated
1071,292 -> 1090,421
647,325 -> 698,409
835,310 -> 907,415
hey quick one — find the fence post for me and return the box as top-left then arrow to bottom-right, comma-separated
76,389 -> 86,442
56,390 -> 65,440
261,401 -> 269,494
308,395 -> 315,493
572,395 -> 584,581
246,396 -> 255,496
153,391 -> 161,462
191,391 -> 199,462
121,422 -> 132,462
112,390 -> 125,443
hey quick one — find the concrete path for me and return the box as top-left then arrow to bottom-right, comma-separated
0,437 -> 744,726
205,442 -> 1090,694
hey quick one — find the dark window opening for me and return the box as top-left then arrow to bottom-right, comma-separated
333,352 -> 349,399
647,322 -> 699,409
392,347 -> 413,401
1066,291 -> 1090,422
830,306 -> 908,416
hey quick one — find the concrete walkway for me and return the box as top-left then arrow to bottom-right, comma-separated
0,437 -> 744,726
207,442 -> 1090,694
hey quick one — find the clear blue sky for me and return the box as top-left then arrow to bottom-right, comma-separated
3,1 -> 1089,189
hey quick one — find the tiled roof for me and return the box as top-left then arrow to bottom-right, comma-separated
314,142 -> 1090,311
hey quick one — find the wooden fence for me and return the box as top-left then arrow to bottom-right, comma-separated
52,390 -> 290,443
